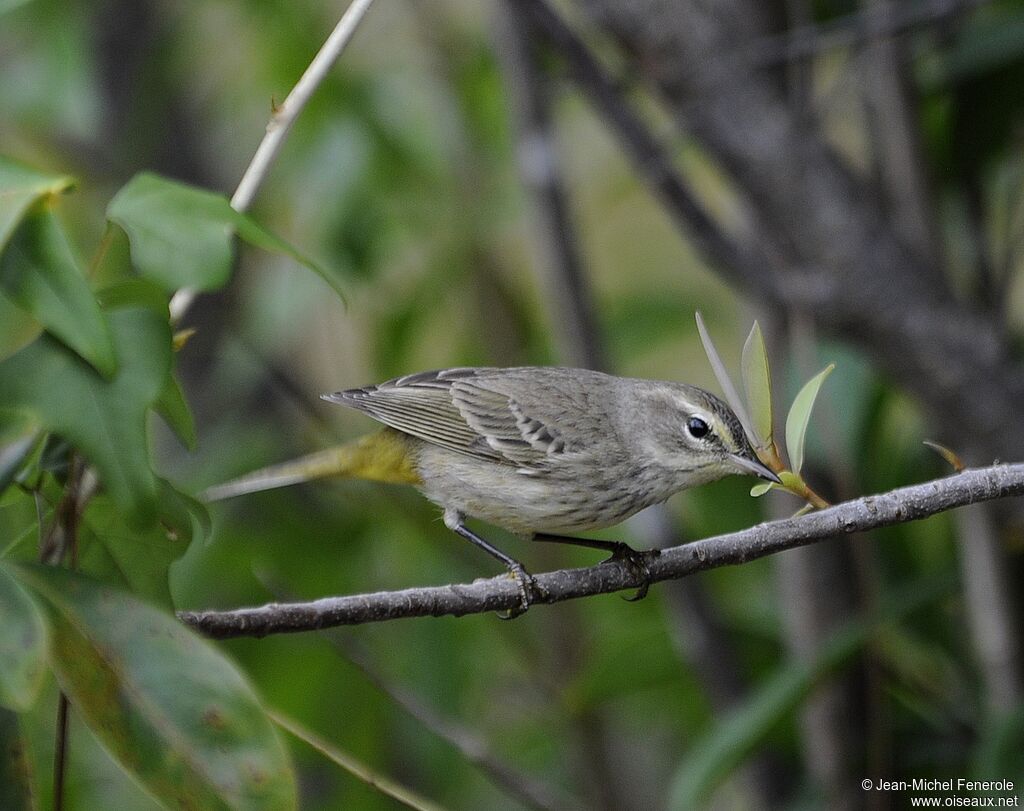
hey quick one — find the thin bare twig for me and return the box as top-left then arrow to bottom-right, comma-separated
179,463 -> 1024,638
169,0 -> 376,322
267,707 -> 449,811
53,694 -> 70,811
326,634 -> 581,811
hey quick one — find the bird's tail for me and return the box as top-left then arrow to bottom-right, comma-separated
201,429 -> 420,502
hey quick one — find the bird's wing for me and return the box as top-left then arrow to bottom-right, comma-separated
324,367 -> 605,469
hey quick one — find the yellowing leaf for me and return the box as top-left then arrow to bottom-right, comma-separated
14,565 -> 297,811
0,566 -> 48,712
923,440 -> 965,472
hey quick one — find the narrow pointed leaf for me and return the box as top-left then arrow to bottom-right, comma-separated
784,363 -> 835,475
13,565 -> 296,811
694,312 -> 756,444
668,579 -> 949,809
923,440 -> 965,472
0,565 -> 49,712
231,212 -> 346,304
740,321 -> 773,447
156,373 -> 196,450
0,207 -> 116,376
750,481 -> 775,497
0,292 -> 42,361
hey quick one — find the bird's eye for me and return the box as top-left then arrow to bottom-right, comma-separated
686,416 -> 710,439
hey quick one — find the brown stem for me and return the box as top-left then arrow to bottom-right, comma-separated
179,464 -> 1024,637
53,694 -> 70,811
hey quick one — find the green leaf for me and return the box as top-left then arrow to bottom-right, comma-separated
749,481 -> 774,497
0,291 -> 42,362
778,470 -> 804,491
668,578 -> 950,809
0,156 -> 74,253
13,565 -> 297,811
973,702 -> 1024,789
740,321 -> 773,447
107,173 -> 233,292
95,277 -> 170,314
670,629 -> 861,810
78,488 -> 201,608
156,373 -> 197,450
0,565 -> 49,711
107,172 -> 344,301
232,213 -> 346,304
784,363 -> 835,475
0,206 -> 116,376
0,306 -> 171,527
159,478 -> 211,547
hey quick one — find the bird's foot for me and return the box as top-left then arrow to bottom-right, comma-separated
603,543 -> 661,602
496,562 -> 543,619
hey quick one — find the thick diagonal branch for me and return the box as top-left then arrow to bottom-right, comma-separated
552,0 -> 1024,464
178,463 -> 1024,639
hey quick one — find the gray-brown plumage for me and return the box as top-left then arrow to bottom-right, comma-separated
207,366 -> 778,608
324,366 -> 775,536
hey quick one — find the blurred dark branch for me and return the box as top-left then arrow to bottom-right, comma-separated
499,7 -> 787,802
497,3 -> 606,370
572,0 -> 1024,461
517,0 -> 782,302
503,1 -> 782,798
179,464 -> 1024,637
955,503 -> 1023,713
860,0 -> 942,269
494,10 -> 643,810
748,0 -> 989,67
573,0 -> 1024,711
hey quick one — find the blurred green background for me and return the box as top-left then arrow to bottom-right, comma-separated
2,0 -> 1024,808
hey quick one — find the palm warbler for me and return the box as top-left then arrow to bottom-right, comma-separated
205,367 -> 778,606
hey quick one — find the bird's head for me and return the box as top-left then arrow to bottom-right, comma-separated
631,382 -> 781,488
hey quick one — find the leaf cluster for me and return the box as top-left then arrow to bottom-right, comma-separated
695,313 -> 833,511
0,159 -> 340,810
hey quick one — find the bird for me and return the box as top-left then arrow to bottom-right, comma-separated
203,366 -> 780,611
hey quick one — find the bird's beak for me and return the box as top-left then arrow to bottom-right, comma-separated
729,453 -> 783,483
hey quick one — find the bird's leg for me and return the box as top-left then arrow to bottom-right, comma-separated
532,533 -> 660,601
444,509 -> 536,617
